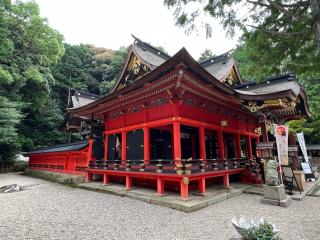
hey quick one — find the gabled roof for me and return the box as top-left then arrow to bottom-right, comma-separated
69,90 -> 101,109
235,73 -> 311,118
200,50 -> 242,85
67,36 -> 310,121
68,47 -> 236,118
109,35 -> 170,93
235,74 -> 303,100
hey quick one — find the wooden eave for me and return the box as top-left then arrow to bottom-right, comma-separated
68,48 -> 237,118
109,45 -> 134,94
237,87 -> 311,118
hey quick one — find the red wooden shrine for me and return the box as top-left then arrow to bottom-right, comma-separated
28,36 -> 310,199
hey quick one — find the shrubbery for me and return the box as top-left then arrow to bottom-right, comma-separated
242,222 -> 280,240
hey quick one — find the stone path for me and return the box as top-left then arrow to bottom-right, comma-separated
1,173 -> 320,240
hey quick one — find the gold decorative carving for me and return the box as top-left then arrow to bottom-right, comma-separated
183,177 -> 189,185
127,55 -> 141,74
247,99 -> 295,112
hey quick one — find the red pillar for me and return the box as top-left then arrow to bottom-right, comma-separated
87,139 -> 94,162
121,130 -> 127,165
198,177 -> 206,194
85,172 -> 93,182
180,181 -> 189,200
236,134 -> 242,159
125,175 -> 132,190
247,136 -> 253,160
218,129 -> 225,161
103,174 -> 109,185
199,126 -> 206,160
173,122 -> 181,164
104,134 -> 108,160
156,177 -> 165,195
223,173 -> 230,188
144,127 -> 150,164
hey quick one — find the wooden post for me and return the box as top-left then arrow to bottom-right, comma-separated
261,122 -> 268,142
247,136 -> 253,160
144,127 -> 150,164
233,136 -> 237,158
198,177 -> 206,194
256,136 -> 261,158
223,173 -> 230,188
125,175 -> 132,190
180,180 -> 189,200
173,122 -> 181,164
121,130 -> 127,165
87,138 -> 94,163
103,174 -> 109,185
156,177 -> 165,195
104,134 -> 108,160
218,129 -> 225,161
199,126 -> 206,160
85,172 -> 93,182
236,134 -> 242,158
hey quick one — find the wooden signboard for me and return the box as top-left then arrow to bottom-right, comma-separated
301,162 -> 315,180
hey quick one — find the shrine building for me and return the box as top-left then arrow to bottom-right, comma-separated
27,36 -> 310,199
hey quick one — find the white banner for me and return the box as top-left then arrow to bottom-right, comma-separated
297,132 -> 308,163
274,124 -> 289,165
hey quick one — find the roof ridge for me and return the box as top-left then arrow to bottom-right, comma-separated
265,73 -> 296,82
131,34 -> 171,59
199,49 -> 233,65
73,90 -> 102,99
30,140 -> 88,152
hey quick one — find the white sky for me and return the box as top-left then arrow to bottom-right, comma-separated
35,0 -> 239,59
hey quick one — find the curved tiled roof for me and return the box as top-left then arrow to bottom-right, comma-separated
27,141 -> 89,155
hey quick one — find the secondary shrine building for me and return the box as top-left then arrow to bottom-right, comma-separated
28,36 -> 310,199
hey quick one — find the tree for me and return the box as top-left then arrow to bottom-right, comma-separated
0,0 -> 64,108
232,40 -> 320,143
164,0 -> 320,49
99,47 -> 128,94
0,0 -> 64,159
198,49 -> 215,63
18,97 -> 68,151
165,1 -> 320,102
0,96 -> 22,167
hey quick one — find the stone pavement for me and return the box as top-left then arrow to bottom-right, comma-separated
79,181 -> 251,212
1,173 -> 320,240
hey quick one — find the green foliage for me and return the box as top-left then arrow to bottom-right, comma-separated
198,49 -> 215,63
0,0 -> 64,160
98,46 -> 127,94
164,0 -> 320,48
0,96 -> 22,144
0,0 -> 64,107
289,119 -> 314,135
242,222 -> 281,240
18,97 -> 68,151
0,96 -> 22,164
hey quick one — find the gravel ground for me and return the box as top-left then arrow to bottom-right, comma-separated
0,173 -> 319,240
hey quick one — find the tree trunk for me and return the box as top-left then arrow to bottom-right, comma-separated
310,0 -> 320,50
